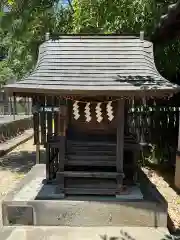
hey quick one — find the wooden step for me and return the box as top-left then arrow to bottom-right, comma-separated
64,177 -> 117,195
67,142 -> 139,151
66,159 -> 134,168
67,149 -> 116,156
65,187 -> 116,195
67,155 -> 116,161
57,171 -> 118,178
66,159 -> 116,167
67,141 -> 116,147
67,135 -> 137,144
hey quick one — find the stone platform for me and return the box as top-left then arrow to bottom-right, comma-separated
0,226 -> 171,240
2,164 -> 168,227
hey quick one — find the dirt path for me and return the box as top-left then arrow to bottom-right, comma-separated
0,139 -> 35,198
0,138 -> 45,226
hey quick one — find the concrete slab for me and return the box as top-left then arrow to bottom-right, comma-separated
0,226 -> 172,240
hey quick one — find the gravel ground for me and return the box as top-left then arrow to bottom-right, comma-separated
143,167 -> 180,231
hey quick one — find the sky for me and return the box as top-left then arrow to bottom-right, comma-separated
3,6 -> 10,13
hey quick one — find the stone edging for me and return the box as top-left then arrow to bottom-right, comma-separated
0,129 -> 33,157
141,167 -> 180,235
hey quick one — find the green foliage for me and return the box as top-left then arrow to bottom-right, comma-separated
71,0 -> 180,82
154,39 -> 180,80
72,0 -> 159,35
0,0 -> 72,82
0,61 -> 14,84
0,0 -> 180,84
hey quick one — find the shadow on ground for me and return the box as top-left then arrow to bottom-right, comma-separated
100,230 -> 136,240
0,150 -> 45,174
99,230 -> 176,240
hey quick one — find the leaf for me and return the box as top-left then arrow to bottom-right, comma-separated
0,11 -> 5,18
7,0 -> 14,6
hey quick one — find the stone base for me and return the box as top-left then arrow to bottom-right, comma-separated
2,164 -> 167,227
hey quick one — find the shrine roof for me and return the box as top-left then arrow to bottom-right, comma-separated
5,35 -> 179,97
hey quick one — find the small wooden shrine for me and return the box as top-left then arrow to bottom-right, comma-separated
5,33 -> 179,197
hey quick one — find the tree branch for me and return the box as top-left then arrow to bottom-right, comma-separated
67,0 -> 74,13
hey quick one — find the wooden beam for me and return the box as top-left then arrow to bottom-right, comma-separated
46,96 -> 53,140
46,143 -> 50,180
36,144 -> 40,164
32,96 -> 40,145
56,101 -> 68,196
12,93 -> 17,120
39,96 -> 46,144
175,111 -> 180,189
116,99 -> 125,194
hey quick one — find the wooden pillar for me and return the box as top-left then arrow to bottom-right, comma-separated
116,99 -> 125,196
13,93 -> 17,120
36,144 -> 40,164
175,111 -> 180,189
32,97 -> 40,164
56,101 -> 67,196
